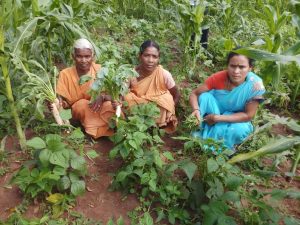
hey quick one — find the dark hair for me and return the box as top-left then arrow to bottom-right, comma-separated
227,48 -> 255,67
139,40 -> 160,54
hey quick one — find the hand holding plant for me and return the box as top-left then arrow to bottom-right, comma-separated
80,63 -> 138,120
191,109 -> 201,125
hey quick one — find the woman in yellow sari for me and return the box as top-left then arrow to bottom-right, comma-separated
56,38 -> 115,138
124,40 -> 180,133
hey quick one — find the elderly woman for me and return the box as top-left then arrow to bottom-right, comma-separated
189,52 -> 265,150
124,40 -> 180,133
56,38 -> 115,138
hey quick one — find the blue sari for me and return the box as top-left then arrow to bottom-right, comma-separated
193,72 -> 265,150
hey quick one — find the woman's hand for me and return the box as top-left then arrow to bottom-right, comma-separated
47,97 -> 69,111
204,114 -> 219,125
191,109 -> 201,125
89,95 -> 103,112
111,100 -> 122,110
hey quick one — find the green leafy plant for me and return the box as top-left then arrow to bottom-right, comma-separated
109,103 -> 196,224
80,62 -> 138,121
11,133 -> 87,198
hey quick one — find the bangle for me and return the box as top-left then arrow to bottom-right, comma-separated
193,108 -> 200,112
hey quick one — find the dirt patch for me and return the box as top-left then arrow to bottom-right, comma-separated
0,137 -> 139,224
73,138 -> 139,224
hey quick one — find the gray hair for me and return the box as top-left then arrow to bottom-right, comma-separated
73,38 -> 94,55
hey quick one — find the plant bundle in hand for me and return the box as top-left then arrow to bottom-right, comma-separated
18,60 -> 70,125
80,62 -> 138,120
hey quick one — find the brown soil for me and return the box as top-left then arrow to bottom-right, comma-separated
0,137 -> 139,224
0,128 -> 299,223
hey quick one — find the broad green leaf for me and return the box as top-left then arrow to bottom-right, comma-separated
46,135 -> 65,152
162,151 -> 175,161
86,150 -> 99,159
71,156 -> 86,171
53,166 -> 66,176
221,191 -> 240,202
133,158 -> 145,167
140,212 -> 153,225
59,109 -> 72,120
69,128 -> 85,140
106,218 -> 114,225
26,137 -> 46,149
179,160 -> 197,181
116,171 -> 128,182
154,151 -> 163,168
78,74 -> 92,85
39,149 -> 51,166
128,140 -> 137,149
284,217 -> 300,225
149,179 -> 157,191
109,146 -> 120,159
50,151 -> 69,168
69,172 -> 80,182
117,216 -> 125,225
217,215 -> 237,225
207,158 -> 219,173
71,180 -> 85,196
120,146 -> 129,158
46,193 -> 64,204
225,176 -> 244,191
58,176 -> 71,191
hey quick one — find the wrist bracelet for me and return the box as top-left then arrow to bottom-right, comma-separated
193,108 -> 200,112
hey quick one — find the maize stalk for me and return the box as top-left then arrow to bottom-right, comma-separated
228,136 -> 300,164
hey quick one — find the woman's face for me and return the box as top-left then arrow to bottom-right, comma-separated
227,55 -> 252,85
139,46 -> 159,73
73,48 -> 93,74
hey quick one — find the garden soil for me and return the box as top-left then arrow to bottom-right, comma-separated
0,130 -> 299,224
0,136 -> 139,224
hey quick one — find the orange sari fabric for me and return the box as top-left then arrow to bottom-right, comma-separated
56,63 -> 114,138
124,65 -> 177,133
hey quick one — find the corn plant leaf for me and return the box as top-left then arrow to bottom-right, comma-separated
13,17 -> 42,55
234,47 -> 300,65
26,137 -> 46,149
228,137 -> 300,164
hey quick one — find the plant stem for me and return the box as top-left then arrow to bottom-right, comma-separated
1,58 -> 27,150
291,146 -> 300,175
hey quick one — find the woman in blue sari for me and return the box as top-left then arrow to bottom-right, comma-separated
189,52 -> 265,150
